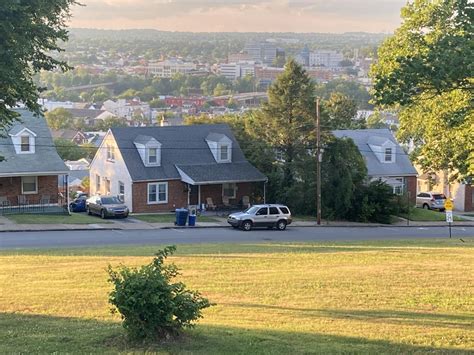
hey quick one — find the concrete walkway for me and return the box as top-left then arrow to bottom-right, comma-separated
1,214 -> 474,233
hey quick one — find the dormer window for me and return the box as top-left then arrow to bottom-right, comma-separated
206,132 -> 232,163
148,148 -> 157,164
219,144 -> 229,161
384,147 -> 393,162
21,136 -> 30,152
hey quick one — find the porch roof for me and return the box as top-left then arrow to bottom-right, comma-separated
176,162 -> 267,185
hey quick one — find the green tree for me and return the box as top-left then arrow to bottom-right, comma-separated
94,117 -> 128,131
45,108 -> 74,130
54,138 -> 86,161
322,92 -> 363,129
90,86 -> 110,102
0,0 -> 77,128
366,111 -> 389,129
371,0 -> 473,179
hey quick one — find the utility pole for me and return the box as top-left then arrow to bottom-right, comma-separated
316,98 -> 322,225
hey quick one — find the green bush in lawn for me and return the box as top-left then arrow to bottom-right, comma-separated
107,246 -> 210,340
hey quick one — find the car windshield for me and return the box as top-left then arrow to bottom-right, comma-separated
101,196 -> 122,204
244,206 -> 259,214
433,194 -> 446,200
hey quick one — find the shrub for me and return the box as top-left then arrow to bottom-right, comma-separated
107,246 -> 210,340
349,180 -> 396,224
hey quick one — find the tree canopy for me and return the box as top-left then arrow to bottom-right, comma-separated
0,0 -> 78,128
371,0 -> 473,180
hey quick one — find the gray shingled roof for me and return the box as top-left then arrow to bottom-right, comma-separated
0,110 -> 69,176
332,129 -> 418,177
111,124 -> 267,183
134,135 -> 159,145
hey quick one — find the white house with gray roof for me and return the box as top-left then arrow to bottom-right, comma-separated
0,110 -> 69,212
89,124 -> 267,213
333,129 -> 418,202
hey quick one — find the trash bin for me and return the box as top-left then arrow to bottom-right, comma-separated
175,208 -> 189,226
188,214 -> 196,226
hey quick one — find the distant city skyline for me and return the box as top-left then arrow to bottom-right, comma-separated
69,0 -> 406,33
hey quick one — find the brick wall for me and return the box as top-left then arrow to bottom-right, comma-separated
132,179 -> 188,213
406,176 -> 417,205
0,175 -> 59,205
465,184 -> 473,212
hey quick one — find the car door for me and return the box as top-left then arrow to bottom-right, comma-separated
268,207 -> 280,226
254,207 -> 269,227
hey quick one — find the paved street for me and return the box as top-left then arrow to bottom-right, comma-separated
0,226 -> 473,249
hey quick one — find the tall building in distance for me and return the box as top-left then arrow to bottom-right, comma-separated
309,50 -> 344,68
295,45 -> 310,67
243,41 -> 278,65
147,59 -> 197,78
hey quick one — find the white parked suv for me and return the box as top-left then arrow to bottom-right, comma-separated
227,204 -> 292,231
415,192 -> 447,211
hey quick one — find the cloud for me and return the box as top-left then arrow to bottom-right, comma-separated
69,0 -> 406,32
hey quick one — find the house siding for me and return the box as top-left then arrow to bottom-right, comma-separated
132,180 -> 187,213
0,176 -> 59,205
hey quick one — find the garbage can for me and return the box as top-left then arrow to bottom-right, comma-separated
175,208 -> 189,226
188,214 -> 196,226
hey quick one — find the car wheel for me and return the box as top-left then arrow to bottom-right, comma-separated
423,204 -> 430,210
100,209 -> 106,219
241,220 -> 252,231
87,207 -> 92,215
277,220 -> 287,231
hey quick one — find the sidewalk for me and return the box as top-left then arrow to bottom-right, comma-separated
1,215 -> 473,233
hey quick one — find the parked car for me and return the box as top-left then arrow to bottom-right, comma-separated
227,204 -> 292,231
416,192 -> 447,211
69,194 -> 88,212
86,195 -> 129,219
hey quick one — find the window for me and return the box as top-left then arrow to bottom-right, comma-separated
222,183 -> 236,198
279,207 -> 290,215
106,145 -> 115,161
21,176 -> 37,194
384,147 -> 393,162
147,182 -> 168,204
219,144 -> 228,161
148,148 -> 157,164
269,207 -> 280,215
21,136 -> 30,152
119,181 -> 125,195
104,178 -> 111,194
256,207 -> 268,216
96,174 -> 101,192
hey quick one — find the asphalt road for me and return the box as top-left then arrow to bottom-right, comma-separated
0,226 -> 473,249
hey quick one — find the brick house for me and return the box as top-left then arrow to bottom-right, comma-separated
333,129 -> 418,204
89,124 -> 267,213
0,110 -> 69,211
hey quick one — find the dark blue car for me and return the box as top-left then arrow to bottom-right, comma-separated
69,195 -> 88,212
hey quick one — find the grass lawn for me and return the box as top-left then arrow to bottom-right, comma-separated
399,208 -> 465,222
0,240 -> 473,353
132,213 -> 220,223
4,213 -> 112,224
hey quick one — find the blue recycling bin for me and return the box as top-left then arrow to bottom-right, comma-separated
175,208 -> 189,226
188,214 -> 196,226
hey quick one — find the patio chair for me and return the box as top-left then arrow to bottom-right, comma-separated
40,195 -> 50,205
18,195 -> 29,212
206,197 -> 217,211
222,196 -> 230,207
0,196 -> 10,208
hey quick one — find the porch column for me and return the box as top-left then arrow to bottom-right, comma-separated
198,185 -> 201,209
187,184 -> 190,206
263,181 -> 267,204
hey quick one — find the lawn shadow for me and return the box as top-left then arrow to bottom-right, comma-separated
223,303 -> 474,330
1,312 -> 472,354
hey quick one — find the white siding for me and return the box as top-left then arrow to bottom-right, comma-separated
89,131 -> 134,211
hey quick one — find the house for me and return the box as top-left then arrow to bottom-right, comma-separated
417,170 -> 473,212
333,129 -> 418,203
0,110 -> 69,212
89,124 -> 267,213
50,129 -> 88,145
64,108 -> 115,127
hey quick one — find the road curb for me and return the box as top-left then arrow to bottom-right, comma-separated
0,227 -> 121,233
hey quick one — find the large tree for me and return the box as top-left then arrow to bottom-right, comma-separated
371,0 -> 473,180
0,0 -> 78,128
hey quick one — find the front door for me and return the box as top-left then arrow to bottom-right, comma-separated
189,185 -> 198,205
254,207 -> 269,226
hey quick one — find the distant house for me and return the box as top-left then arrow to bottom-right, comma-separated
50,129 -> 88,145
89,124 -> 267,213
64,108 -> 115,127
333,129 -> 418,203
0,110 -> 69,212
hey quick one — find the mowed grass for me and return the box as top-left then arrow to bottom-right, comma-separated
4,213 -> 112,224
131,213 -> 220,223
399,208 -> 465,222
0,240 -> 473,353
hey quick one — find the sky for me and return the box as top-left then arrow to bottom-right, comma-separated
69,0 -> 407,33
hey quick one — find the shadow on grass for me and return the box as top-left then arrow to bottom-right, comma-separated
223,303 -> 474,329
1,312 -> 472,354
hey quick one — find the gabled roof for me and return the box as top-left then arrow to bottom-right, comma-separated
111,124 -> 267,183
134,135 -> 160,146
8,125 -> 37,137
0,110 -> 68,176
206,132 -> 229,142
332,129 -> 417,177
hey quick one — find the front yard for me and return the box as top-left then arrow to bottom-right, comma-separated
0,239 -> 472,353
399,208 -> 465,222
4,213 -> 112,224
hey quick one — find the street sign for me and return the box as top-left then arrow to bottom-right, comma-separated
444,200 -> 453,211
446,210 -> 453,223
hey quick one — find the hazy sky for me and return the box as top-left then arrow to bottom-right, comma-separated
69,0 -> 406,33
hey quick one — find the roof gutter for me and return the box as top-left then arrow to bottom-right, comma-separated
0,171 -> 71,177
